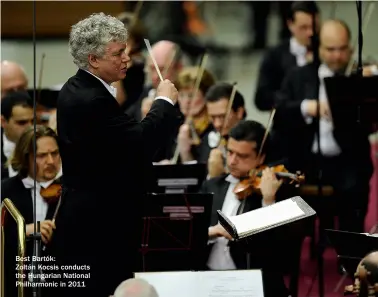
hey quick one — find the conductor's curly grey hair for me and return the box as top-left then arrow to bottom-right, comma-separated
69,12 -> 128,70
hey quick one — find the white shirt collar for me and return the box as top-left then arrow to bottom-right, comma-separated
2,132 -> 16,159
225,174 -> 240,184
83,70 -> 117,98
290,37 -> 307,56
21,165 -> 63,189
318,63 -> 334,80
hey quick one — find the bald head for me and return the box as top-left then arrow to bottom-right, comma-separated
319,19 -> 351,72
113,278 -> 158,297
148,40 -> 181,88
1,60 -> 28,98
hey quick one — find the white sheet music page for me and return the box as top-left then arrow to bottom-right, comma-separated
228,198 -> 305,236
135,271 -> 199,297
135,270 -> 264,297
200,270 -> 264,297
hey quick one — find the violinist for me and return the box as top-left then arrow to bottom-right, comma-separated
127,40 -> 182,122
205,82 -> 246,178
0,60 -> 28,98
1,91 -> 34,179
1,125 -> 62,297
174,66 -> 215,163
254,1 -> 320,161
200,120 -> 296,297
276,20 -> 374,233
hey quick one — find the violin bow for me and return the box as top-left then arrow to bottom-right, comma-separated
215,82 -> 237,147
248,108 -> 276,177
37,53 -> 46,104
345,2 -> 376,75
131,1 -> 144,27
171,53 -> 209,164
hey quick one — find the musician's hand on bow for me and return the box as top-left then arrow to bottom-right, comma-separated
259,167 -> 282,205
26,220 -> 56,244
208,223 -> 233,240
178,124 -> 192,153
208,148 -> 225,178
156,79 -> 178,104
305,100 -> 331,121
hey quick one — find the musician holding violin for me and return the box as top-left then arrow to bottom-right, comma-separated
1,125 -> 62,297
200,120 -> 303,297
174,66 -> 215,164
205,82 -> 246,178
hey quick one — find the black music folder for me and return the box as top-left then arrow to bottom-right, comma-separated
138,193 -> 213,272
326,229 -> 378,278
324,75 -> 378,126
151,163 -> 207,194
217,196 -> 316,241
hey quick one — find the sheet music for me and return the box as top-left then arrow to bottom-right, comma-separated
228,199 -> 305,236
135,271 -> 199,297
135,270 -> 264,297
200,270 -> 264,297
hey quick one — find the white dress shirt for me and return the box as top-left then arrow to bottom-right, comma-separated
290,37 -> 308,67
84,70 -> 174,105
21,167 -> 63,222
2,133 -> 18,177
300,64 -> 342,157
207,175 -> 275,270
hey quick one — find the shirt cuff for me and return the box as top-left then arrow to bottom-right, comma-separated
155,96 -> 174,105
300,99 -> 313,124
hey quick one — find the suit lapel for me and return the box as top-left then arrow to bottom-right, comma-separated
210,177 -> 230,226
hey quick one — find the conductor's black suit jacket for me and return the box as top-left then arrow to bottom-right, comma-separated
50,69 -> 180,297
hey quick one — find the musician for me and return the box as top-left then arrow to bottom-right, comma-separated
174,66 -> 215,163
113,13 -> 147,111
1,91 -> 33,179
200,120 -> 297,297
276,19 -> 374,233
127,40 -> 182,121
51,13 -> 179,297
205,82 -> 246,178
0,60 -> 28,98
1,125 -> 61,297
254,1 -> 320,161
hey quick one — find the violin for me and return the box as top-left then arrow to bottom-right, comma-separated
233,164 -> 305,200
40,180 -> 62,203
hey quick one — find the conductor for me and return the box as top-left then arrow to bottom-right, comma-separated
50,13 -> 179,297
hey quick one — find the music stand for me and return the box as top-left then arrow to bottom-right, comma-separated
151,163 -> 207,194
326,229 -> 378,278
324,75 -> 378,126
138,193 -> 213,272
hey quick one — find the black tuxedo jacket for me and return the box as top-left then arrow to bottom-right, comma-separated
275,63 -> 373,177
254,39 -> 297,112
1,175 -> 59,297
1,129 -> 9,180
200,174 -> 298,297
52,69 -> 181,297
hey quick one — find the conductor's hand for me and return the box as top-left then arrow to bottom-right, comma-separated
26,220 -> 56,244
156,79 -> 178,104
209,224 -> 233,240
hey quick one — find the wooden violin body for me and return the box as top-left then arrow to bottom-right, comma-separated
233,164 -> 305,200
40,181 -> 62,203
